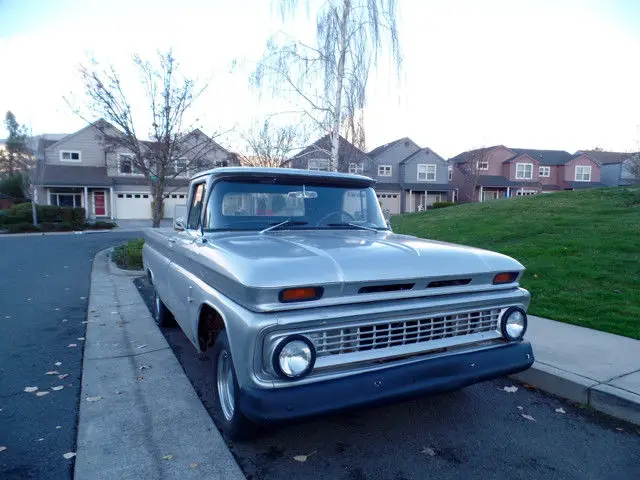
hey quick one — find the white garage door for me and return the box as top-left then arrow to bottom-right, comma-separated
376,191 -> 401,215
115,192 -> 151,220
163,193 -> 189,218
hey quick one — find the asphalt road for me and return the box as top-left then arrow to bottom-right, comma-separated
135,276 -> 640,480
0,231 -> 140,480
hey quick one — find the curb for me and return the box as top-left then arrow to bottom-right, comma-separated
74,249 -> 245,480
511,363 -> 640,426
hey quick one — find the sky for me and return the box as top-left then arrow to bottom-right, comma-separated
1,0 -> 640,158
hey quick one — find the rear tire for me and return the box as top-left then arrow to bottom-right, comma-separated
211,330 -> 257,440
153,288 -> 176,327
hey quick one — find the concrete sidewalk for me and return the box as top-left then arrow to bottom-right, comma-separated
74,249 -> 245,480
512,315 -> 640,426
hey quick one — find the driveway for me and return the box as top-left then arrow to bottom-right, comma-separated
0,232 -> 140,479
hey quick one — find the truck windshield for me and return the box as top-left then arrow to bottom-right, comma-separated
203,180 -> 389,231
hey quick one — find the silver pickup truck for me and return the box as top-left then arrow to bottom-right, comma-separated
143,167 -> 534,439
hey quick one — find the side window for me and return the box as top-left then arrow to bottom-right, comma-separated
187,182 -> 206,230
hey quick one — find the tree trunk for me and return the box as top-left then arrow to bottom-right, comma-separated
330,0 -> 350,171
151,182 -> 165,228
31,189 -> 38,227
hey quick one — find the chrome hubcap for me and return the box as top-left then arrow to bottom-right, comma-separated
217,350 -> 235,421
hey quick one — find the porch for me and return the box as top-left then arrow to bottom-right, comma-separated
43,186 -> 115,220
403,187 -> 452,212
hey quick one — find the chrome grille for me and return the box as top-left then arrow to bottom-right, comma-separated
309,309 -> 501,357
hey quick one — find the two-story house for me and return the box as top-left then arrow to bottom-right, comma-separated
367,138 -> 451,214
34,120 -> 237,220
290,134 -> 373,174
449,146 -> 604,202
577,150 -> 639,187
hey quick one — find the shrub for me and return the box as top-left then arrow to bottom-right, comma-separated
89,220 -> 117,229
431,201 -> 455,209
5,222 -> 41,233
0,173 -> 27,200
39,222 -> 74,232
2,203 -> 85,226
113,238 -> 144,270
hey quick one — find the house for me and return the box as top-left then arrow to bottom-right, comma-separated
449,146 -> 604,202
577,150 -> 639,186
368,138 -> 451,214
0,192 -> 16,209
33,121 -> 237,221
290,134 -> 373,174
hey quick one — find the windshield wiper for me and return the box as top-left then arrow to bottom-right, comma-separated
324,222 -> 381,232
260,220 -> 308,234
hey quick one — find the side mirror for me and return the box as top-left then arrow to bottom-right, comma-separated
174,217 -> 186,231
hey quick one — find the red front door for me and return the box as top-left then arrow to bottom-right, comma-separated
94,192 -> 106,216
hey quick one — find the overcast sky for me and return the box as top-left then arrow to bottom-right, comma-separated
1,0 -> 639,158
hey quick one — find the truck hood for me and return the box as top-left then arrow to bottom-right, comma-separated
201,230 -> 523,288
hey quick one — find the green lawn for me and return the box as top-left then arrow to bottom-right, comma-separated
391,188 -> 640,340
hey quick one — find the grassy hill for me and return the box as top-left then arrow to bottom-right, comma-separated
391,188 -> 640,340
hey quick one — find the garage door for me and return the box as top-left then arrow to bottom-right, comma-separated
115,192 -> 151,220
376,192 -> 401,215
163,193 -> 189,218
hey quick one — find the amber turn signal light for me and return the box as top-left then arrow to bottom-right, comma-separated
493,272 -> 519,285
279,287 -> 323,303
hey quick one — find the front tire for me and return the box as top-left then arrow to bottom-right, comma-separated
212,330 -> 256,440
153,288 -> 176,327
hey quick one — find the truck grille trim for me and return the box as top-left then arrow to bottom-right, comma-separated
309,309 -> 501,357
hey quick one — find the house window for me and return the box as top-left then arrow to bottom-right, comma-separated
516,189 -> 537,196
50,193 -> 82,207
417,164 -> 437,182
539,166 -> 551,178
378,165 -> 392,176
575,165 -> 592,182
119,154 -> 142,175
476,160 -> 489,170
60,151 -> 81,162
308,158 -> 329,171
515,163 -> 533,180
448,165 -> 453,181
348,162 -> 363,174
173,158 -> 188,176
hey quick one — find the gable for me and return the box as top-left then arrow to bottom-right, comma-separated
566,153 -> 599,168
510,153 -> 540,166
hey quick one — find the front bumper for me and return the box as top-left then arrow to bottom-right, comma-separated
240,341 -> 534,423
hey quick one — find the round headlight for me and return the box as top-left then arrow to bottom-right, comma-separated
273,335 -> 316,379
501,307 -> 527,340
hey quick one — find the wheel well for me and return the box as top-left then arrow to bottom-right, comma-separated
146,269 -> 153,285
198,304 -> 225,352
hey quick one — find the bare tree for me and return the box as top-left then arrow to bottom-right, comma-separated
251,0 -> 401,170
238,119 -> 308,167
456,147 -> 491,202
70,51 -> 228,227
624,153 -> 640,182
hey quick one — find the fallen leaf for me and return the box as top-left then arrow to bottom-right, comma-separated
67,344 -> 77,348
521,414 -> 536,422
62,319 -> 68,323
58,374 -> 69,380
421,447 -> 437,457
136,376 -> 144,381
0,446 -> 6,452
54,308 -> 60,311
24,386 -> 38,393
51,386 -> 64,391
615,427 -> 624,432
86,396 -> 103,402
56,426 -> 61,429
37,438 -> 44,441
45,371 -> 59,376
517,406 -> 524,410
139,365 -> 152,371
80,296 -> 85,300
5,315 -> 11,319
189,463 -> 200,469
36,391 -> 49,397
62,452 -> 75,459
162,454 -> 173,461
54,362 -> 62,367
502,386 -> 518,393
555,408 -> 566,414
77,337 -> 85,341
293,451 -> 316,462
